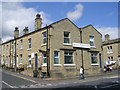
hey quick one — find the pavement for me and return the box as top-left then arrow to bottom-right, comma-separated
1,68 -> 120,88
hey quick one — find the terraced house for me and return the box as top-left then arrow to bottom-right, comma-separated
102,34 -> 120,69
0,14 -> 103,78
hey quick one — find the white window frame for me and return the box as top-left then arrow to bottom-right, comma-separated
89,36 -> 95,47
64,31 -> 71,44
109,46 -> 113,53
107,46 -> 113,53
28,55 -> 31,67
20,39 -> 23,49
42,53 -> 47,66
64,51 -> 74,65
54,51 -> 60,65
20,54 -> 22,64
42,32 -> 47,44
91,53 -> 98,65
28,38 -> 31,49
118,57 -> 120,66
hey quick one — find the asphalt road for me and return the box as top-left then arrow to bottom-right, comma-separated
2,71 -> 37,88
1,69 -> 120,89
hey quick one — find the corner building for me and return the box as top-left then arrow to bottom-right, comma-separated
1,14 -> 103,78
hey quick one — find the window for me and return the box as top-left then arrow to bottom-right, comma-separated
64,51 -> 73,64
20,54 -> 22,64
28,55 -> 31,65
42,53 -> 47,65
54,51 -> 59,64
108,57 -> 110,60
20,39 -> 22,49
107,46 -> 109,53
89,36 -> 95,47
107,46 -> 113,53
111,56 -> 113,61
64,32 -> 70,44
110,46 -> 112,53
91,53 -> 97,64
28,38 -> 31,48
42,32 -> 47,44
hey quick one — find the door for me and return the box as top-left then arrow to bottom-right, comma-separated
35,54 -> 38,70
99,53 -> 102,68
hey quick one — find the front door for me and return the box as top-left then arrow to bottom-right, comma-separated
35,54 -> 38,70
99,53 -> 102,68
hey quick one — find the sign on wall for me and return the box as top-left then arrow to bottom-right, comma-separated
73,42 -> 90,49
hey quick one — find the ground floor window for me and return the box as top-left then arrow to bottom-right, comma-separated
20,54 -> 22,64
54,51 -> 59,64
64,51 -> 73,64
28,55 -> 31,65
42,53 -> 47,65
118,57 -> 120,66
91,53 -> 97,64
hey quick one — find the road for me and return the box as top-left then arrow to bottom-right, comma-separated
2,70 -> 37,88
1,69 -> 120,89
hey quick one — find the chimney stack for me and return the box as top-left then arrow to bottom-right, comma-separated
14,27 -> 19,39
35,14 -> 42,30
23,27 -> 29,35
105,34 -> 110,41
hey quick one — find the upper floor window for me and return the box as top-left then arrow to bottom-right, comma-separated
54,51 -> 59,64
28,38 -> 31,48
91,53 -> 97,64
89,36 -> 95,47
107,46 -> 113,53
6,45 -> 9,53
42,32 -> 47,44
20,39 -> 23,49
64,32 -> 71,44
64,51 -> 73,64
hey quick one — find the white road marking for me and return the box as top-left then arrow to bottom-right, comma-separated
2,81 -> 15,88
100,84 -> 119,88
3,71 -> 37,83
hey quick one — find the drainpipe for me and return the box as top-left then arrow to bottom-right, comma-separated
46,25 -> 50,78
80,29 -> 84,69
14,38 -> 17,72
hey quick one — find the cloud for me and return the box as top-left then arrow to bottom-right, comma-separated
2,2 -> 52,42
96,26 -> 118,41
66,3 -> 83,21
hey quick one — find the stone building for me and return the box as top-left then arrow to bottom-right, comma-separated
102,34 -> 120,69
0,14 -> 103,78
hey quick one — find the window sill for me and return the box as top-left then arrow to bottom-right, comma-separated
19,63 -> 22,65
20,48 -> 23,50
107,52 -> 113,54
63,43 -> 72,46
64,64 -> 76,66
42,64 -> 47,66
91,64 -> 99,66
54,64 -> 62,66
41,43 -> 47,47
27,48 -> 31,51
90,46 -> 96,48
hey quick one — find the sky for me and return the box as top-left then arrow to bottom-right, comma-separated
0,1 -> 118,42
